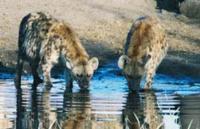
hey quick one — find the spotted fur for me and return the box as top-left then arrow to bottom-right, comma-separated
15,12 -> 99,89
118,16 -> 168,91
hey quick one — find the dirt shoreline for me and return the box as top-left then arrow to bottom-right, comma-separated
0,0 -> 199,78
0,49 -> 200,78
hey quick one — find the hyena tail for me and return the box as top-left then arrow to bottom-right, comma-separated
18,13 -> 31,49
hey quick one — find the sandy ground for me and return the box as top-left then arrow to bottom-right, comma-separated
0,0 -> 199,77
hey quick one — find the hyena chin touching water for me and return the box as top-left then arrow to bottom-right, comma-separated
118,16 -> 168,91
15,12 -> 99,89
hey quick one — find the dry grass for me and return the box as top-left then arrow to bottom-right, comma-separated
180,0 -> 200,19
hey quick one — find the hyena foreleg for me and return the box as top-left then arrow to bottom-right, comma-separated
144,72 -> 154,89
41,61 -> 53,87
40,46 -> 59,87
15,53 -> 24,89
144,53 -> 166,89
144,62 -> 159,89
65,68 -> 73,89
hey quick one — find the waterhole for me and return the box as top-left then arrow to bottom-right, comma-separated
0,63 -> 199,129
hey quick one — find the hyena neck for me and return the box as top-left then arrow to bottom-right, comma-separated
73,56 -> 89,66
63,41 -> 89,66
65,53 -> 89,67
63,41 -> 89,65
53,22 -> 89,66
127,22 -> 152,58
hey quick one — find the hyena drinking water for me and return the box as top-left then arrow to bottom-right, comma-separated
118,16 -> 168,91
15,12 -> 99,89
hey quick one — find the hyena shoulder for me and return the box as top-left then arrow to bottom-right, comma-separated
20,12 -> 54,33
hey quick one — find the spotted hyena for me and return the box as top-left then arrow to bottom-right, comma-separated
118,16 -> 168,91
15,12 -> 99,89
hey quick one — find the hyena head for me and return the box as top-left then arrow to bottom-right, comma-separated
118,54 -> 150,91
66,57 -> 99,89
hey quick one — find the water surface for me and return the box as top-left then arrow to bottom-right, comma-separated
0,63 -> 200,129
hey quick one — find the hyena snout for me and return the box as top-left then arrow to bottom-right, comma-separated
78,79 -> 90,89
69,57 -> 99,89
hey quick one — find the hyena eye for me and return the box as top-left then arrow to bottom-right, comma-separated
87,74 -> 92,78
76,74 -> 83,78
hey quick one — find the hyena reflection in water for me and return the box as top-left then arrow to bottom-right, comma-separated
118,16 -> 168,91
15,12 -> 99,89
123,92 -> 163,129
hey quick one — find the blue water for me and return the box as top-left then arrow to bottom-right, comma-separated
0,62 -> 199,129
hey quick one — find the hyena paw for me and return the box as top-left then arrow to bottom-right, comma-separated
143,84 -> 152,92
66,81 -> 73,89
141,87 -> 152,92
35,78 -> 43,84
14,77 -> 21,89
144,81 -> 152,88
44,81 -> 53,88
33,78 -> 43,87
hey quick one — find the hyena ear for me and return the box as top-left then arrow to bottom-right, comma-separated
66,61 -> 72,69
138,54 -> 151,66
118,55 -> 130,69
89,57 -> 99,70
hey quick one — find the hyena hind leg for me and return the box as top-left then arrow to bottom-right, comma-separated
15,55 -> 24,89
30,63 -> 43,87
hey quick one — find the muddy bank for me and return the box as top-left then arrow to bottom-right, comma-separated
0,0 -> 199,78
0,47 -> 200,78
158,55 -> 200,78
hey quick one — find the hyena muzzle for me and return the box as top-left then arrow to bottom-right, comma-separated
15,12 -> 99,89
118,16 -> 168,91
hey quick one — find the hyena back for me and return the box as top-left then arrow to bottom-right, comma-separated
15,12 -> 99,89
118,16 -> 168,91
